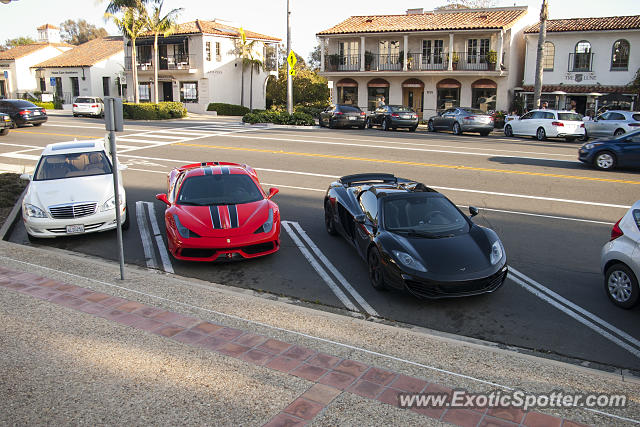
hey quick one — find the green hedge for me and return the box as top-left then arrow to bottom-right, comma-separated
32,102 -> 55,110
122,102 -> 187,120
207,103 -> 250,116
242,111 -> 315,126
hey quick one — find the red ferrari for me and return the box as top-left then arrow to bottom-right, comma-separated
155,162 -> 280,261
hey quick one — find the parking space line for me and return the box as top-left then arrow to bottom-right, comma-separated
144,202 -> 174,274
290,221 -> 378,317
135,201 -> 157,270
508,268 -> 640,359
281,221 -> 359,313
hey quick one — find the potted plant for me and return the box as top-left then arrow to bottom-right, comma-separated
451,53 -> 459,70
327,54 -> 340,71
487,50 -> 497,68
364,51 -> 374,71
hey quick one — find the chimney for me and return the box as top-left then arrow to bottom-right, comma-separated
406,8 -> 424,14
37,24 -> 61,43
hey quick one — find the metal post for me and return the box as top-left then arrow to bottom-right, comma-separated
286,0 -> 293,114
107,98 -> 125,280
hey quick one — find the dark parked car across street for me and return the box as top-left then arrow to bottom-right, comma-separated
428,107 -> 494,136
578,129 -> 640,170
367,105 -> 419,131
324,173 -> 508,299
319,104 -> 366,129
0,112 -> 11,136
0,99 -> 47,128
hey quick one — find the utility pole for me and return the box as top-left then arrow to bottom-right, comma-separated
286,0 -> 293,114
533,0 -> 548,110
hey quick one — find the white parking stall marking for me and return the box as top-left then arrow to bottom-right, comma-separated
135,201 -> 157,270
290,222 -> 378,317
144,202 -> 174,274
508,267 -> 640,359
281,221 -> 359,313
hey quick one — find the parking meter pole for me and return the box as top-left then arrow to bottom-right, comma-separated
106,98 -> 125,280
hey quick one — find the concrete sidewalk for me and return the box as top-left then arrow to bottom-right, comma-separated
0,240 -> 638,426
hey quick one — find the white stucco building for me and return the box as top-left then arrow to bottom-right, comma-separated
316,7 -> 535,118
0,24 -> 72,98
522,15 -> 640,115
123,20 -> 280,113
32,36 -> 125,104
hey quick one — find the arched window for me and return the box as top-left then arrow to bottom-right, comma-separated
611,39 -> 630,70
543,42 -> 555,71
336,78 -> 358,106
436,79 -> 461,110
573,40 -> 592,71
367,78 -> 390,111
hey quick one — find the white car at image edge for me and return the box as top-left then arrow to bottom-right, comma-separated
72,97 -> 104,118
504,109 -> 585,142
21,140 -> 128,238
601,200 -> 640,308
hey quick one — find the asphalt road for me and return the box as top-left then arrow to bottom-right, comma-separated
3,113 -> 640,373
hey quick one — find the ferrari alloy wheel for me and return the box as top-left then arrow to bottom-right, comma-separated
453,122 -> 462,135
536,127 -> 546,141
605,263 -> 639,308
367,248 -> 387,290
324,201 -> 337,235
594,151 -> 616,170
504,124 -> 513,137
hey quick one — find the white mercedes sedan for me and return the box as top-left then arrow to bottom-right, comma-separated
504,109 -> 585,142
21,140 -> 128,238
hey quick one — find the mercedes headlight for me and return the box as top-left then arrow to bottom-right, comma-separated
392,250 -> 427,272
24,203 -> 47,218
101,197 -> 124,212
254,209 -> 274,234
490,240 -> 504,265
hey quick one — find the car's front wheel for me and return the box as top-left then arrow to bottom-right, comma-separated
367,247 -> 387,290
324,200 -> 337,235
614,129 -> 625,137
33,123 -> 42,127
605,263 -> 639,308
452,122 -> 462,135
536,127 -> 546,141
366,118 -> 373,128
427,120 -> 436,132
504,124 -> 513,137
594,151 -> 616,170
0,128 -> 8,136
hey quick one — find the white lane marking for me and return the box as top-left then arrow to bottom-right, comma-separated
0,163 -> 31,173
510,267 -> 640,351
117,137 -> 173,144
135,134 -> 185,140
135,201 -> 157,269
457,205 -> 615,226
261,182 -> 325,193
281,221 -> 359,312
255,167 -> 337,179
6,254 -> 640,427
289,221 -> 378,317
144,202 -> 174,274
226,133 -> 576,162
0,142 -> 44,149
0,152 -> 41,161
508,273 -> 640,359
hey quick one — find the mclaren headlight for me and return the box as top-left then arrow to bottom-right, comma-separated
490,240 -> 504,265
173,214 -> 199,239
24,203 -> 47,218
254,209 -> 274,234
392,250 -> 427,272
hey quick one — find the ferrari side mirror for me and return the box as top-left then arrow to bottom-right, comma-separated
155,193 -> 170,206
267,187 -> 279,200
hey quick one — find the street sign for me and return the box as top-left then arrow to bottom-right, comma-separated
287,50 -> 297,69
289,69 -> 296,77
50,77 -> 56,86
3,71 -> 7,79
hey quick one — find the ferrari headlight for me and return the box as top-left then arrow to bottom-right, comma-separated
173,214 -> 199,239
490,240 -> 504,265
392,250 -> 427,272
24,203 -> 47,218
254,209 -> 274,234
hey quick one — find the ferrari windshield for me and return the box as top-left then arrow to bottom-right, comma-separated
177,174 -> 263,206
34,151 -> 112,181
384,195 -> 469,236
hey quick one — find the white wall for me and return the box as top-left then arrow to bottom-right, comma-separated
0,45 -> 71,97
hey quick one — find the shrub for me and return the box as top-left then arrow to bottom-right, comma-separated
122,102 -> 187,120
53,96 -> 64,110
242,111 -> 314,126
33,102 -> 55,110
207,103 -> 250,116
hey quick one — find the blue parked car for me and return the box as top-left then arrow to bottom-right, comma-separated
578,130 -> 640,170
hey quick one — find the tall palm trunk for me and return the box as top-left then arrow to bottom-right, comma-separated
249,63 -> 254,111
153,33 -> 159,103
240,63 -> 245,107
131,39 -> 140,104
533,0 -> 548,110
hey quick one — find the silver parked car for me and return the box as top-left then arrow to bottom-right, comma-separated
584,110 -> 640,140
601,200 -> 640,308
427,107 -> 494,136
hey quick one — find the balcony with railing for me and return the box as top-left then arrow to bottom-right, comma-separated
125,54 -> 196,71
326,54 -> 361,71
406,52 -> 446,71
568,52 -> 594,72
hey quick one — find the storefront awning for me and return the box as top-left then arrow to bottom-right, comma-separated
336,78 -> 358,88
402,78 -> 424,88
436,78 -> 461,89
368,78 -> 389,88
471,79 -> 497,89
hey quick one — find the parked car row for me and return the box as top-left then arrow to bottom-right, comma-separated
0,99 -> 48,127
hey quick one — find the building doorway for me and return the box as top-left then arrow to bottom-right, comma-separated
162,81 -> 173,102
402,78 -> 424,114
0,80 -> 6,98
567,96 -> 586,115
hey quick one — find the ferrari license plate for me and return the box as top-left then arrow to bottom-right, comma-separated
348,116 -> 356,120
66,224 -> 85,234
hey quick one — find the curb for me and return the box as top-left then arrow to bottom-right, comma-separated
0,185 -> 27,241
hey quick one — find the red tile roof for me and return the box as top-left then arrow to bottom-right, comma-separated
33,37 -> 123,68
141,20 -> 281,42
521,85 -> 633,94
37,24 -> 60,30
0,42 -> 72,60
317,7 -> 528,35
525,15 -> 640,33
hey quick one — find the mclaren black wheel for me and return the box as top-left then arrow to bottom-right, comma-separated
367,247 -> 387,290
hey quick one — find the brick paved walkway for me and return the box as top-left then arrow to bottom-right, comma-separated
0,266 -> 589,427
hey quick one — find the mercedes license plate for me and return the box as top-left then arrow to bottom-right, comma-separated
66,224 -> 85,234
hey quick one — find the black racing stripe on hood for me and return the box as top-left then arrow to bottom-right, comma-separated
209,205 -> 221,229
228,205 -> 238,228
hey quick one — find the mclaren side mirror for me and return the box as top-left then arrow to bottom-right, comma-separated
155,193 -> 170,206
469,206 -> 479,217
267,187 -> 279,200
19,173 -> 32,181
355,214 -> 366,224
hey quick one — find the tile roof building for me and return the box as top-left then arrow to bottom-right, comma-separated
316,7 -> 534,118
521,15 -> 640,115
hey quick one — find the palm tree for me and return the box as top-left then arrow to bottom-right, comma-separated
106,5 -> 147,103
533,0 -> 548,109
145,0 -> 182,103
235,28 -> 258,108
245,53 -> 263,112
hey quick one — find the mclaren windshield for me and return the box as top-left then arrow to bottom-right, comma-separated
383,194 -> 469,237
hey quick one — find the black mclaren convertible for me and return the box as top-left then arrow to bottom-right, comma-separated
324,173 -> 508,299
